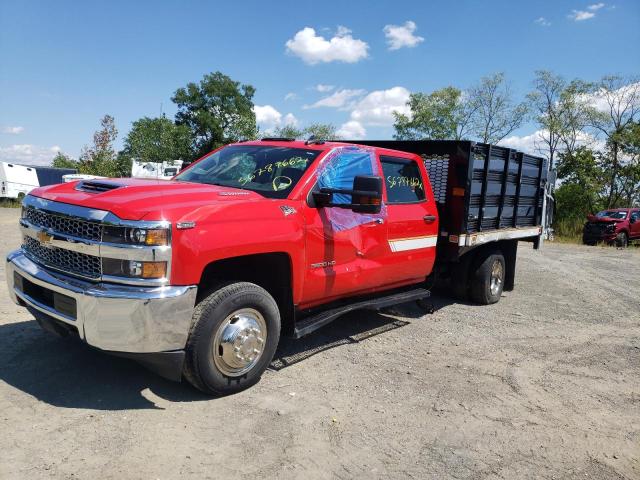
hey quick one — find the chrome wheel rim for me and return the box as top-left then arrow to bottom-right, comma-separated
212,308 -> 267,377
490,260 -> 504,297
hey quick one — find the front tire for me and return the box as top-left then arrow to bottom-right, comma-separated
615,232 -> 628,248
183,282 -> 281,395
470,250 -> 505,305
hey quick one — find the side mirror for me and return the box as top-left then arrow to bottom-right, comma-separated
311,190 -> 332,208
312,175 -> 383,214
351,175 -> 383,214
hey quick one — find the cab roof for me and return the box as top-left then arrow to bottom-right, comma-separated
236,138 -> 421,160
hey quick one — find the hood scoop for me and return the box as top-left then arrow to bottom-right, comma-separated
75,180 -> 124,194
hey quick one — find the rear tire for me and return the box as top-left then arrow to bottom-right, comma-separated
183,282 -> 281,396
470,250 -> 505,305
615,232 -> 628,248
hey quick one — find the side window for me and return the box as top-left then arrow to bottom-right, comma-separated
317,148 -> 375,204
380,156 -> 426,204
631,211 -> 640,222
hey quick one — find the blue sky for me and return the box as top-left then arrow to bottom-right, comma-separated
1,0 -> 639,165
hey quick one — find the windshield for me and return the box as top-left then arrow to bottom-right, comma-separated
596,210 -> 627,219
174,145 -> 321,198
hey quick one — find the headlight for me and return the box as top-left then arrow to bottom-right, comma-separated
102,259 -> 167,279
103,226 -> 169,246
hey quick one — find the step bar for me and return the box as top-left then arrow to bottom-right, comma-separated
293,288 -> 430,339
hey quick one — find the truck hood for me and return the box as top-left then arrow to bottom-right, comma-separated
586,214 -> 625,223
30,178 -> 266,220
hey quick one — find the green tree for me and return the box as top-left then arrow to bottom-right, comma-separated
302,123 -> 340,141
273,124 -> 304,139
393,87 -> 475,140
123,116 -> 193,162
172,71 -> 258,158
469,73 -> 528,144
527,73 -> 593,168
527,71 -> 566,167
51,152 -> 78,169
586,75 -> 640,207
77,115 -> 129,177
556,146 -> 605,216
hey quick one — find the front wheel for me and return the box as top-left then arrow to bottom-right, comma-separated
183,282 -> 281,395
470,250 -> 505,305
615,232 -> 628,248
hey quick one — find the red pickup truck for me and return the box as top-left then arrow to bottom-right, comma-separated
6,139 -> 549,395
582,208 -> 640,247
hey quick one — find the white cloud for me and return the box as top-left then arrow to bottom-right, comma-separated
284,92 -> 298,101
383,21 -> 424,50
253,105 -> 298,133
303,88 -> 366,109
349,86 -> 411,126
0,144 -> 62,166
1,126 -> 24,134
337,121 -> 366,140
534,17 -> 551,27
568,4 -> 605,21
315,84 -> 335,92
283,113 -> 298,127
498,130 -> 547,155
498,129 -> 605,156
285,26 -> 369,65
568,9 -> 595,20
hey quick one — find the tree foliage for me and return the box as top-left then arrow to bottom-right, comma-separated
75,115 -> 129,177
273,124 -> 304,139
123,116 -> 193,163
172,71 -> 258,158
51,152 -> 78,170
301,123 -> 340,141
393,87 -> 474,140
469,73 -> 527,144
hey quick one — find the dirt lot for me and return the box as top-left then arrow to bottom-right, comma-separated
0,207 -> 638,480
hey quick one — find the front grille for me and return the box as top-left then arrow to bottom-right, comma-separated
584,223 -> 612,234
23,206 -> 102,241
23,236 -> 102,279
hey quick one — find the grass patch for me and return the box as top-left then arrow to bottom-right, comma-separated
0,198 -> 22,208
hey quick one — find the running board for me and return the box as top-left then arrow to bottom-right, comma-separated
293,288 -> 430,339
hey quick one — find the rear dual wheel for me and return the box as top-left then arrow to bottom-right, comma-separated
470,250 -> 505,305
183,282 -> 281,395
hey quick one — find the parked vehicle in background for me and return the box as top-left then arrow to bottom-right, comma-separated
0,162 -> 76,199
582,208 -> 640,247
62,174 -> 106,183
6,139 -> 549,395
131,160 -> 184,180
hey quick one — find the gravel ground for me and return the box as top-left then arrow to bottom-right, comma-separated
0,206 -> 638,480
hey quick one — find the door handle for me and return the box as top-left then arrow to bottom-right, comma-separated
423,215 -> 437,223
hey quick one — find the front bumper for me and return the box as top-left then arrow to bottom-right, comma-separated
582,232 -> 617,242
6,250 -> 197,354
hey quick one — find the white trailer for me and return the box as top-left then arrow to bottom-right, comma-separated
1,162 -> 77,198
131,160 -> 183,180
1,162 -> 40,199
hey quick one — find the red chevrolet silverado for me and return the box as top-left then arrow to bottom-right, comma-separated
582,208 -> 640,247
6,139 -> 549,394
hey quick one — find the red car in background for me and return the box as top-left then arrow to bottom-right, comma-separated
583,208 -> 640,247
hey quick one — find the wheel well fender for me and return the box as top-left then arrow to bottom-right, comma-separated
198,253 -> 295,335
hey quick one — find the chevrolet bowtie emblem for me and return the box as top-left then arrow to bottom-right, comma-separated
36,230 -> 53,244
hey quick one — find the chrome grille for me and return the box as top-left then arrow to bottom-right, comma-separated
23,206 -> 102,241
23,236 -> 102,279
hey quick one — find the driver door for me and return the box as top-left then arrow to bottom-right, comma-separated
301,147 -> 388,307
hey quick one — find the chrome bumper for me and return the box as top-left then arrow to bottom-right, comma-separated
6,250 -> 197,353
